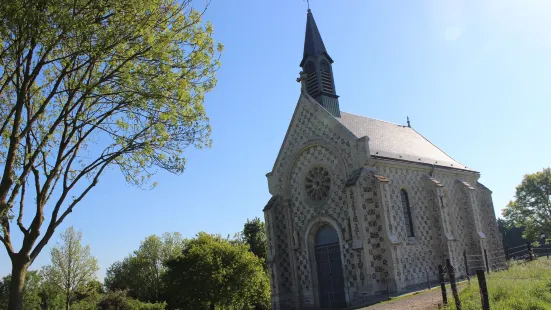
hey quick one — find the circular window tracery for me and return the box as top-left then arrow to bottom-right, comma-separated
304,167 -> 331,202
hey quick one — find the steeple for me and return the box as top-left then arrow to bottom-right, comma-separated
300,9 -> 340,118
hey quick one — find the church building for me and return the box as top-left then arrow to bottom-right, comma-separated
263,9 -> 504,310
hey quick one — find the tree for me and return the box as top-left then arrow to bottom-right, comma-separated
0,271 -> 43,310
41,227 -> 99,310
164,232 -> 270,310
104,258 -> 133,294
71,280 -> 104,309
503,168 -> 551,242
104,232 -> 186,302
497,218 -> 530,250
38,279 -> 65,310
242,217 -> 268,264
0,0 -> 222,308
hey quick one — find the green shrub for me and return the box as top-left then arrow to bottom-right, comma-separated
98,290 -> 166,310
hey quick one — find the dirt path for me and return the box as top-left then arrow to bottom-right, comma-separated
357,289 -> 446,310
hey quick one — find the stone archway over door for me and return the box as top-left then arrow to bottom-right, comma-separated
315,225 -> 346,309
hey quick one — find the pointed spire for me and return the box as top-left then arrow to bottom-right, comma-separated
299,8 -> 340,118
300,10 -> 333,67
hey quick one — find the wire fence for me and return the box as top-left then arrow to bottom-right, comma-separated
437,243 -> 551,310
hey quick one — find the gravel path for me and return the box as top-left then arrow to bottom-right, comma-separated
356,289 -> 446,310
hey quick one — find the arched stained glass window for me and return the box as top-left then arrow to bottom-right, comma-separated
401,189 -> 415,237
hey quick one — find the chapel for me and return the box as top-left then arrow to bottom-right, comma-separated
263,8 -> 504,310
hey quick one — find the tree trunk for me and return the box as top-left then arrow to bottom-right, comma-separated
65,292 -> 70,310
8,258 -> 29,310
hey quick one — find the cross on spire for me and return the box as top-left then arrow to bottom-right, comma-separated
305,0 -> 310,10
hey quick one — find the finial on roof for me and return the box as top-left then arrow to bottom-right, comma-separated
407,116 -> 411,128
306,0 -> 310,11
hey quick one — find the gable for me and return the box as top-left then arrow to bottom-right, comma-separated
266,93 -> 369,196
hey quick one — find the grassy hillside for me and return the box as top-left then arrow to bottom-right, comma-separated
444,259 -> 551,310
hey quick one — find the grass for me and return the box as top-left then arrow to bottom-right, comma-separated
443,259 -> 551,310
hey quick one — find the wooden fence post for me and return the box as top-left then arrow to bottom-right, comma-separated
463,250 -> 470,281
385,276 -> 390,301
527,242 -> 533,261
446,259 -> 462,310
484,249 -> 490,274
426,267 -> 431,290
476,269 -> 490,310
438,264 -> 448,306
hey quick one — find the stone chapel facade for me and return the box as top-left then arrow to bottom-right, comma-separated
263,9 -> 505,310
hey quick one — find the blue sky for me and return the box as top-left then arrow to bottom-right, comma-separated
2,0 -> 550,280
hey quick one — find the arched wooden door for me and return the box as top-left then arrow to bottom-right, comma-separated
315,225 -> 346,309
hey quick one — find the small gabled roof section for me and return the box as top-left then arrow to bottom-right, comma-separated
477,182 -> 493,193
345,168 -> 375,187
458,180 -> 476,190
263,196 -> 279,212
427,176 -> 444,187
374,175 -> 389,183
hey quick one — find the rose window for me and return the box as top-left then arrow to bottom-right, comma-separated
304,167 -> 331,201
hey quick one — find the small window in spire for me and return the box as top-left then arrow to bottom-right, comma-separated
320,60 -> 333,93
320,60 -> 330,72
305,61 -> 315,74
304,61 -> 319,96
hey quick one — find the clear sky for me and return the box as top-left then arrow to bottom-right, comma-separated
2,0 -> 550,280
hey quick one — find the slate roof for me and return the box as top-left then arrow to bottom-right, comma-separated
337,112 -> 475,171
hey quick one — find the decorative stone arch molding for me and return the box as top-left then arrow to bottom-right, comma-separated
283,138 -> 350,197
303,215 -> 350,308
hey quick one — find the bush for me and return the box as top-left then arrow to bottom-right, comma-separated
164,233 -> 270,310
98,290 -> 166,310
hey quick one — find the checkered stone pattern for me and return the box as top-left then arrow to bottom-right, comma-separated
461,191 -> 481,256
376,167 -> 444,283
342,188 -> 358,291
437,175 -> 480,274
290,145 -> 350,234
296,249 -> 311,291
271,204 -> 297,308
426,188 -> 447,263
270,97 -> 358,196
343,243 -> 358,289
347,188 -> 363,246
356,173 -> 389,292
477,186 -> 506,269
289,145 -> 354,293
